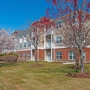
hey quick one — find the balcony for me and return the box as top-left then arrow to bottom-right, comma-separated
45,41 -> 51,48
45,29 -> 51,35
31,44 -> 35,49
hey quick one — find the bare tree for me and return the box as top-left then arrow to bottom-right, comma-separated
27,17 -> 55,65
46,0 -> 90,72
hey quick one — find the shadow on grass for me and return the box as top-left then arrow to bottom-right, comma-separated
0,61 -> 17,67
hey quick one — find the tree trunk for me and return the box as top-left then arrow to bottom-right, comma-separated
35,48 -> 38,66
80,50 -> 85,73
75,58 -> 79,69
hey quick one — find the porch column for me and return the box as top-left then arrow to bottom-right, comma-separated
31,41 -> 32,61
44,33 -> 46,61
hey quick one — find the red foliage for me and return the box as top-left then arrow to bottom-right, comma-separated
87,3 -> 90,8
46,0 -> 90,19
39,17 -> 50,24
65,0 -> 71,2
74,0 -> 77,3
77,10 -> 82,21
78,10 -> 82,15
31,17 -> 51,27
45,20 -> 55,30
52,0 -> 57,5
31,21 -> 39,26
66,6 -> 72,12
74,0 -> 77,7
31,17 -> 54,38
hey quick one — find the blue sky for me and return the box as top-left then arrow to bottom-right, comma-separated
0,0 -> 48,31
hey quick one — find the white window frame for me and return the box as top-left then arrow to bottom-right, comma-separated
56,20 -> 62,29
56,52 -> 62,59
20,38 -> 22,43
23,53 -> 26,57
56,35 -> 62,44
24,37 -> 27,43
28,53 -> 31,58
24,42 -> 26,47
20,44 -> 22,48
68,51 -> 76,60
28,41 -> 31,47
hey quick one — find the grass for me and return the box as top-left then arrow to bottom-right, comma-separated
0,61 -> 90,90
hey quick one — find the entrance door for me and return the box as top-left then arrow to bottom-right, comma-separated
46,52 -> 51,62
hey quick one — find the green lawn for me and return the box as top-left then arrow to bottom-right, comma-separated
0,61 -> 90,90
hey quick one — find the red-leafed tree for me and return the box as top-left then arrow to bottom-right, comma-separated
0,29 -> 16,53
46,0 -> 90,72
27,17 -> 55,65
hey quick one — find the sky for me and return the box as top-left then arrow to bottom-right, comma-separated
0,0 -> 49,31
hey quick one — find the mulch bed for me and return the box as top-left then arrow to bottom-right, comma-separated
66,72 -> 90,78
66,65 -> 90,78
67,66 -> 81,69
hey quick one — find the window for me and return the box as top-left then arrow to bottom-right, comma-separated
28,53 -> 31,57
15,44 -> 18,48
24,37 -> 26,43
56,52 -> 62,59
20,44 -> 22,48
56,20 -> 62,29
69,51 -> 76,60
23,53 -> 26,57
56,36 -> 62,44
20,38 -> 22,43
24,42 -> 26,47
28,41 -> 31,47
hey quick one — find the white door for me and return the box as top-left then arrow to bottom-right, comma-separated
47,52 -> 51,62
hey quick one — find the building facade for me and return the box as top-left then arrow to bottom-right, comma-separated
14,17 -> 90,62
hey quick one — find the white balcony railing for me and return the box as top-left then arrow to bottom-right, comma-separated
45,42 -> 51,48
31,44 -> 35,49
45,29 -> 51,35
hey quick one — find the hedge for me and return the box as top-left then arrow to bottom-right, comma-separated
0,53 -> 18,63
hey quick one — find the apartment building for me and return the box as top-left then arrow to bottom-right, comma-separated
14,16 -> 90,62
